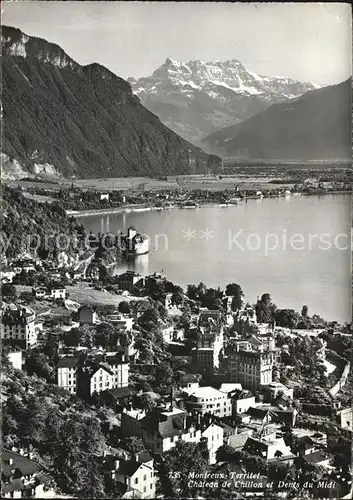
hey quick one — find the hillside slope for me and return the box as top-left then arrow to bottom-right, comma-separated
131,58 -> 318,145
202,79 -> 352,160
2,26 -> 221,179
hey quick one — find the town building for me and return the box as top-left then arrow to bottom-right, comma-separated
161,324 -> 174,343
116,271 -> 144,292
7,350 -> 23,370
32,287 -> 47,299
218,383 -> 242,395
228,432 -> 253,451
32,286 -> 67,300
1,449 -> 55,498
1,267 -> 15,283
302,450 -> 333,468
105,353 -> 130,389
57,356 -> 80,394
78,354 -> 129,399
1,306 -> 37,349
78,305 -> 97,325
178,374 -> 200,393
121,406 -> 202,454
99,387 -> 135,410
336,407 -> 353,432
183,385 -> 232,418
237,305 -> 257,325
48,285 -> 67,300
231,390 -> 256,415
210,415 -> 238,444
228,337 -> 277,391
243,428 -> 293,460
192,310 -> 224,370
106,313 -> 133,332
56,352 -> 129,397
80,363 -> 116,396
103,451 -> 156,499
260,382 -> 294,401
200,422 -> 224,464
296,436 -> 316,456
165,293 -> 173,310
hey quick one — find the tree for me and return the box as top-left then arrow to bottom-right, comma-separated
216,444 -> 237,462
186,284 -> 198,301
162,441 -> 209,498
136,392 -> 158,412
94,322 -> 120,350
43,332 -> 59,359
226,283 -> 244,310
138,307 -> 160,331
118,436 -> 146,455
24,350 -> 55,383
171,290 -> 184,306
275,309 -> 300,329
301,305 -> 308,319
98,264 -> 109,284
118,301 -> 131,314
1,283 -> 17,300
256,293 -> 276,323
62,327 -> 82,347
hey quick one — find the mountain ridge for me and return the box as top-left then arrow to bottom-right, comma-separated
2,26 -> 221,179
202,78 -> 352,161
130,57 -> 318,145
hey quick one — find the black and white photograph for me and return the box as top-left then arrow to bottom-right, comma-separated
0,1 -> 352,499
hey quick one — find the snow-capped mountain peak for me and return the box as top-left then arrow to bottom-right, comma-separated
138,57 -> 318,101
130,57 -> 319,146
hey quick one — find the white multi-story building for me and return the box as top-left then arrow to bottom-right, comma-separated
49,286 -> 67,300
7,350 -> 23,370
78,354 -> 129,398
56,353 -> 129,397
57,356 -> 80,394
192,310 -> 224,370
105,354 -> 130,388
184,386 -> 232,418
231,391 -> 256,414
228,336 -> 277,391
201,422 -> 224,464
161,324 -> 174,343
121,406 -> 202,454
1,307 -> 37,348
105,451 -> 156,499
106,313 -> 133,332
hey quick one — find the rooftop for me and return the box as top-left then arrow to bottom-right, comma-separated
219,383 -> 242,394
57,356 -> 80,369
303,450 -> 333,464
116,460 -> 142,477
2,450 -> 40,478
188,386 -> 226,399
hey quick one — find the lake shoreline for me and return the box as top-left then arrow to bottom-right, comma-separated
68,191 -> 351,217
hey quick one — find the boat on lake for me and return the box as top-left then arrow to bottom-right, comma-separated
180,200 -> 199,209
219,201 -> 237,207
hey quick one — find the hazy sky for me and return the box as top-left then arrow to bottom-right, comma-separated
2,1 -> 352,85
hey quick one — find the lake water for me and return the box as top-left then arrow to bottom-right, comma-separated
77,194 -> 351,323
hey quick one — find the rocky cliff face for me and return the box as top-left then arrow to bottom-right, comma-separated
131,58 -> 318,145
2,26 -> 221,179
202,79 -> 351,161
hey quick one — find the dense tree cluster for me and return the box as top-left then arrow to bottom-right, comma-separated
1,186 -> 83,259
255,293 -> 276,323
2,361 -> 107,498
